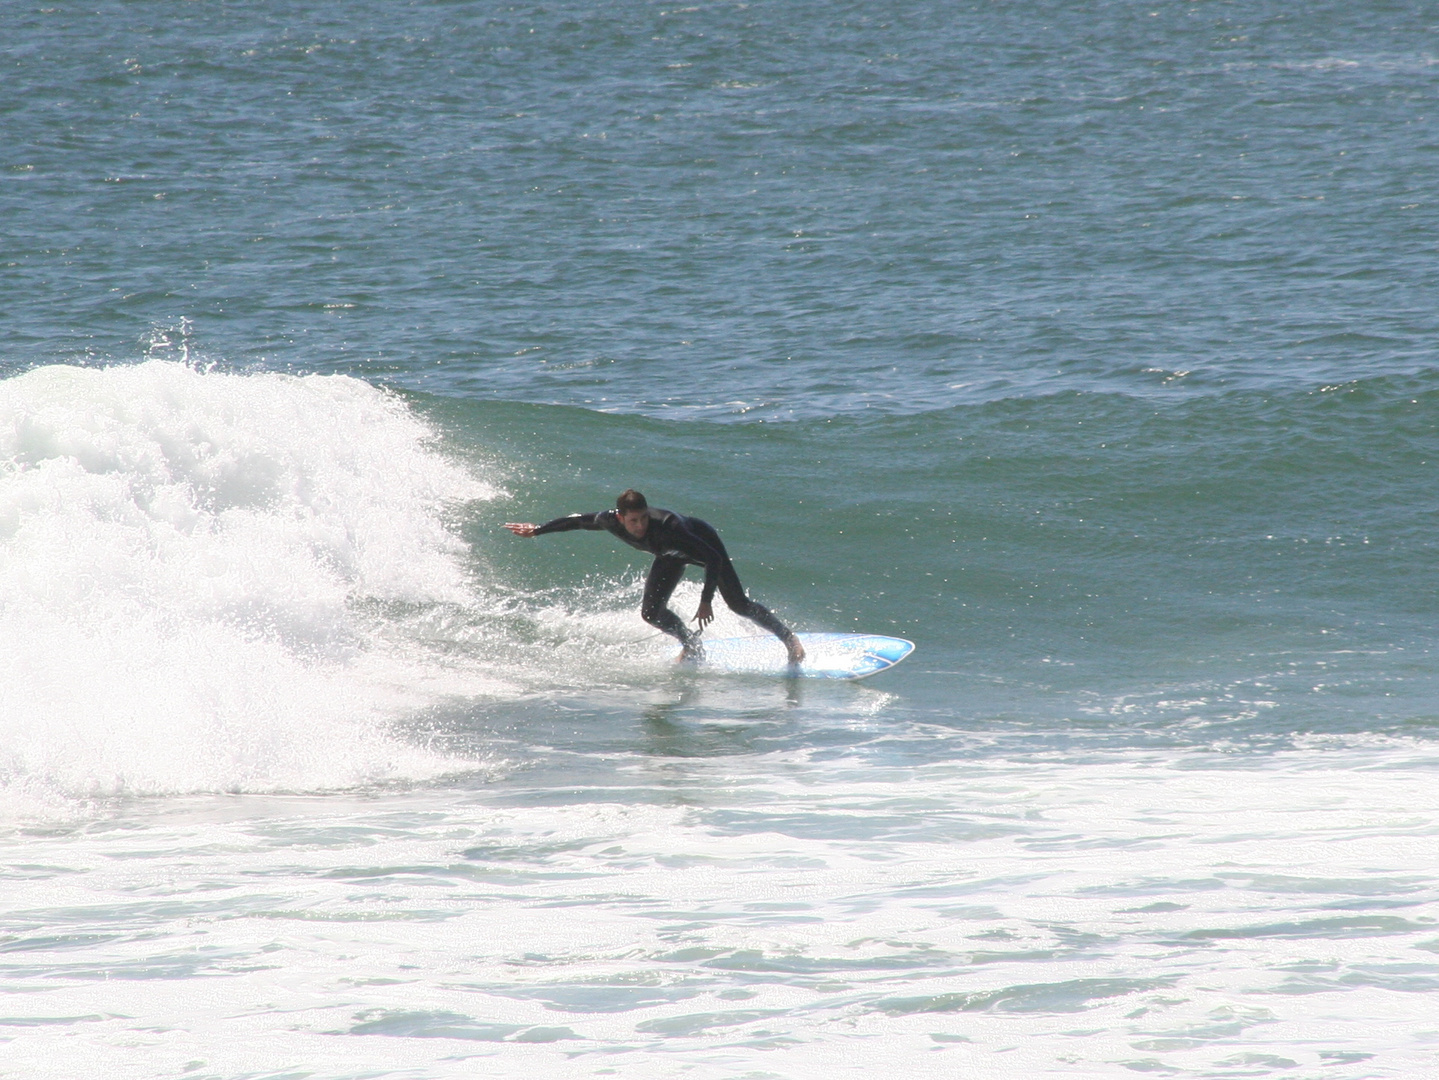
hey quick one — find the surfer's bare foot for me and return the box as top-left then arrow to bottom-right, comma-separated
786,639 -> 805,665
677,641 -> 704,664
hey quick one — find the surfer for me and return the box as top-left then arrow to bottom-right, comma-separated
505,489 -> 805,664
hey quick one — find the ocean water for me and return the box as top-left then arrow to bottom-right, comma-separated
3,2 -> 1438,1077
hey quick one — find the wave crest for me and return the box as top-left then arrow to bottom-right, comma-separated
0,361 -> 496,816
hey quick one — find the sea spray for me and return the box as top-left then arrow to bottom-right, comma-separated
0,361 -> 495,814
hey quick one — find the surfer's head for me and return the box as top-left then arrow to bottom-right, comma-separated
617,489 -> 649,538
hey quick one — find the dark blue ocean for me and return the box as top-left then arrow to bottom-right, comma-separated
2,3 -> 1437,1077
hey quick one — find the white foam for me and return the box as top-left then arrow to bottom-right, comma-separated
0,361 -> 498,816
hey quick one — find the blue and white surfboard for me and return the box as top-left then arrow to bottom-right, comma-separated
697,632 -> 914,680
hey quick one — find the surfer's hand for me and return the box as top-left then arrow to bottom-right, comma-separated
693,601 -> 714,629
504,522 -> 538,537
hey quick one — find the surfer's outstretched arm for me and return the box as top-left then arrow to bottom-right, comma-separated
505,513 -> 609,538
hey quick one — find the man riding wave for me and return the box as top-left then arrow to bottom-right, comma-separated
505,489 -> 805,664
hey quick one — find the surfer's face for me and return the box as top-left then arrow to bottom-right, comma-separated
619,509 -> 649,538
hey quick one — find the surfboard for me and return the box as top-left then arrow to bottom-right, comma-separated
696,632 -> 914,680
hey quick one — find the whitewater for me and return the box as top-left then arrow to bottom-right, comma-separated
0,362 -> 496,816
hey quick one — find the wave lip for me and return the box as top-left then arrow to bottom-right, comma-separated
0,360 -> 495,816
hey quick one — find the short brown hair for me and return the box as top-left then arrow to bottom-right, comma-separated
616,489 -> 648,513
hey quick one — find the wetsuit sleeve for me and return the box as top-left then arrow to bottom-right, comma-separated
532,512 -> 607,536
671,520 -> 728,606
700,562 -> 721,607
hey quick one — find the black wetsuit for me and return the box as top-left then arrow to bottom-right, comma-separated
532,508 -> 796,653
